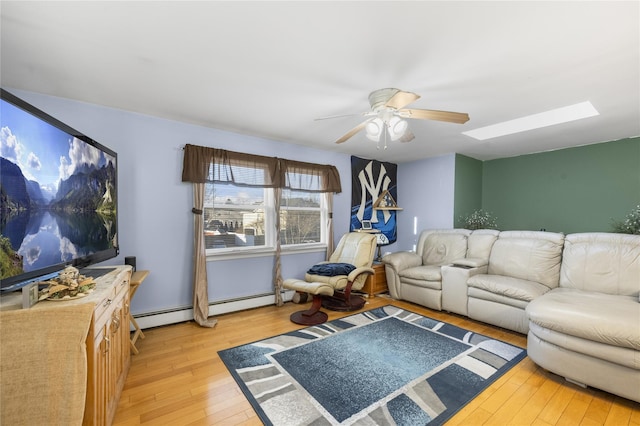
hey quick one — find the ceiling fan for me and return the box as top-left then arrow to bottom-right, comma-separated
318,88 -> 470,147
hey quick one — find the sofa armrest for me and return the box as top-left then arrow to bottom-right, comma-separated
381,251 -> 421,300
381,251 -> 422,272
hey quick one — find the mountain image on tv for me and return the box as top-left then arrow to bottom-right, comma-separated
0,97 -> 117,281
1,156 -> 116,214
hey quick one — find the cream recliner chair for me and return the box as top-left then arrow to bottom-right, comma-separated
283,232 -> 377,325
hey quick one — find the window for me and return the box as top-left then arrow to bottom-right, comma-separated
280,189 -> 323,245
204,183 -> 325,253
204,183 -> 267,251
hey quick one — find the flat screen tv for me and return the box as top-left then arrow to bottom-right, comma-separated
0,89 -> 118,291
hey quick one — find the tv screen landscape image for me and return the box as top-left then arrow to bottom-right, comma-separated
0,89 -> 118,291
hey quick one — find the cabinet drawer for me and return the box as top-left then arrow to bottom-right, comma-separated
93,272 -> 129,331
93,288 -> 119,333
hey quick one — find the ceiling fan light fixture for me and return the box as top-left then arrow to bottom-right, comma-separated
388,116 -> 408,141
365,118 -> 384,142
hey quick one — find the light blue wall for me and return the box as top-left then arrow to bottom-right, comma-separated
11,89 -> 353,316
393,154 -> 456,252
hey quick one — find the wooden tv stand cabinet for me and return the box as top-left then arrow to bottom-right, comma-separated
83,266 -> 132,426
1,265 -> 133,425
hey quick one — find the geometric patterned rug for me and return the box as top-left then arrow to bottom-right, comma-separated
218,305 -> 526,425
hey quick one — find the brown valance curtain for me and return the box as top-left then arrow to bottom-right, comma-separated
181,144 -> 341,193
181,143 -> 341,324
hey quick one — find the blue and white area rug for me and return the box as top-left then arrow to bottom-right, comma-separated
218,305 -> 526,425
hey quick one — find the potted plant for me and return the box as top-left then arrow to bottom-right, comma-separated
460,209 -> 498,230
611,204 -> 640,235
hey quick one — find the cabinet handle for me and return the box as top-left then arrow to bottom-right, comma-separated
103,336 -> 110,354
104,298 -> 113,307
112,315 -> 121,333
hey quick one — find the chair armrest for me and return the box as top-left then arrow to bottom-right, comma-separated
381,251 -> 422,272
347,266 -> 375,282
451,257 -> 488,268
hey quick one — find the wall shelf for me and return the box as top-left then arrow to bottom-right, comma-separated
373,190 -> 402,210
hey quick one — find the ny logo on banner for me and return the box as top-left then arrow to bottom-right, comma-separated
356,161 -> 392,225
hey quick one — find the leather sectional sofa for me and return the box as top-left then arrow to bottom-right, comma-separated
382,229 -> 640,402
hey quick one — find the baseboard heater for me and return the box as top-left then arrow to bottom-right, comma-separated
133,290 -> 295,330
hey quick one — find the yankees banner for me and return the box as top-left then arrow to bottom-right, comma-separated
350,156 -> 398,245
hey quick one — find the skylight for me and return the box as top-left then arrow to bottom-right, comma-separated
463,101 -> 599,141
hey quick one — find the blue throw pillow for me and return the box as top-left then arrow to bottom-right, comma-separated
307,262 -> 356,277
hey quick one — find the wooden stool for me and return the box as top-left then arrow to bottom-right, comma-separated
129,270 -> 149,354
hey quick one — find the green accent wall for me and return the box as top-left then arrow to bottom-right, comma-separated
453,154 -> 483,227
482,137 -> 640,233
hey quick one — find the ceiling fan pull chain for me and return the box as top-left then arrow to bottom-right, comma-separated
382,124 -> 388,150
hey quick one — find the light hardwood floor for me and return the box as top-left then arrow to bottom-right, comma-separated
114,296 -> 640,425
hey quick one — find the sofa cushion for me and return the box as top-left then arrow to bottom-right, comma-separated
527,288 -> 640,351
400,265 -> 442,282
488,231 -> 564,289
467,229 -> 500,260
528,322 -> 639,370
467,287 -> 529,309
422,233 -> 468,266
468,274 -> 551,302
560,233 -> 640,297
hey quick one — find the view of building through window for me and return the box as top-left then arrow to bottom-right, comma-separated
203,184 -> 323,251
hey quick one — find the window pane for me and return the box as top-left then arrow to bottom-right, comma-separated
204,207 -> 266,249
281,190 -> 320,208
280,210 -> 321,244
280,189 -> 322,245
204,183 -> 266,250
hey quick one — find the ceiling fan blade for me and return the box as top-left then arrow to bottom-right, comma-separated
385,90 -> 420,110
315,112 -> 368,121
401,108 -> 470,124
399,130 -> 415,143
335,119 -> 371,144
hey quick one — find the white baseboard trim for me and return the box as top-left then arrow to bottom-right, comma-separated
133,290 -> 295,330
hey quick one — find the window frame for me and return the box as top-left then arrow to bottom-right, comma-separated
204,183 -> 327,261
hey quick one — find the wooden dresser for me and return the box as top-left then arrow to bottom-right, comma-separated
1,265 -> 132,426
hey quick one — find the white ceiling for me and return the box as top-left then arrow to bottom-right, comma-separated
1,1 -> 638,163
